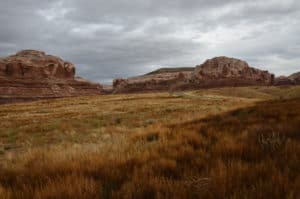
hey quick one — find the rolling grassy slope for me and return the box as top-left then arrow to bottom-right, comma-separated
0,91 -> 256,156
0,86 -> 299,199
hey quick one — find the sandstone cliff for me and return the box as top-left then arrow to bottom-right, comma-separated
289,72 -> 300,85
113,57 -> 274,93
193,56 -> 274,87
0,50 -> 102,104
274,76 -> 295,86
273,71 -> 300,86
113,70 -> 193,93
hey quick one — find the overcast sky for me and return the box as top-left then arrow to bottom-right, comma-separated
0,0 -> 299,84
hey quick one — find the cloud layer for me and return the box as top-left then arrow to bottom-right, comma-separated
1,0 -> 299,83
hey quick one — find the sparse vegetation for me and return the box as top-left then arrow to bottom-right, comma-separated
0,86 -> 299,199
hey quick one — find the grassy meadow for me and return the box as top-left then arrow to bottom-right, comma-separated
0,86 -> 299,199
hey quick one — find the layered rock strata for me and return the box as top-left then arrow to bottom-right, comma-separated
0,50 -> 102,104
113,56 -> 274,93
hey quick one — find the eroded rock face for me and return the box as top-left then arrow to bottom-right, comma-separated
194,57 -> 274,86
113,57 -> 275,93
0,50 -> 102,104
289,72 -> 300,85
274,76 -> 295,86
273,72 -> 300,86
0,50 -> 75,79
113,71 -> 193,93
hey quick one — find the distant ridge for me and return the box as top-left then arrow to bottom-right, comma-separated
145,67 -> 194,75
113,56 -> 274,93
289,71 -> 300,79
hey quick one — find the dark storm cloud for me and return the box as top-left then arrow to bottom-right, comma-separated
0,0 -> 299,83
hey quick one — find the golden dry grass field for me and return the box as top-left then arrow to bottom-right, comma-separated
0,86 -> 300,199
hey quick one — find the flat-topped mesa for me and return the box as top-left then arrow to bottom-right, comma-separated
0,50 -> 102,104
194,56 -> 274,86
0,50 -> 75,79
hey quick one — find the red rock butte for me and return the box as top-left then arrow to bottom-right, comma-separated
0,50 -> 298,103
113,56 -> 275,93
0,50 -> 102,104
0,50 -> 75,79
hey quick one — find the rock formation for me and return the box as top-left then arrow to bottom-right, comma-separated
193,56 -> 274,87
113,70 -> 193,93
273,72 -> 300,86
0,50 -> 102,104
113,56 -> 274,93
274,76 -> 295,86
289,72 -> 300,85
0,50 -> 75,79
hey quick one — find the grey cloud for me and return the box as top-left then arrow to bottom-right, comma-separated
0,0 -> 299,84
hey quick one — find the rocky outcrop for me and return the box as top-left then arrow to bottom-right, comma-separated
289,72 -> 300,85
0,50 -> 102,104
0,50 -> 75,79
274,76 -> 295,86
113,57 -> 274,93
273,72 -> 300,86
193,56 -> 274,87
113,70 -> 193,93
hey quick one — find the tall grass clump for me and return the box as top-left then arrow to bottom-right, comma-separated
0,98 -> 299,199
